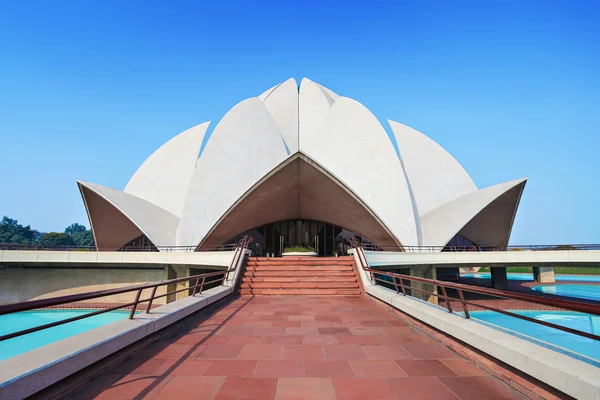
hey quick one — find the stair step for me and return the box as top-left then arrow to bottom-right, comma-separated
245,266 -> 353,272
240,282 -> 359,289
239,288 -> 361,296
244,271 -> 355,277
244,276 -> 357,283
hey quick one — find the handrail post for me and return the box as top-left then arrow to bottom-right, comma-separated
129,289 -> 143,319
392,276 -> 400,294
399,277 -> 407,296
145,286 -> 158,313
440,286 -> 453,313
457,289 -> 470,318
199,276 -> 206,295
192,277 -> 201,296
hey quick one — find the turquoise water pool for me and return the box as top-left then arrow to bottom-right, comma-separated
0,309 -> 130,361
531,284 -> 600,302
462,273 -> 600,282
469,310 -> 600,362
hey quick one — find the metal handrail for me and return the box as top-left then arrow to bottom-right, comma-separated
360,243 -> 600,252
346,238 -> 600,342
0,243 -> 239,252
0,237 -> 253,342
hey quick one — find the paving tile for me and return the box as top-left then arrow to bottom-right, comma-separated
362,345 -> 412,360
202,335 -> 230,345
76,374 -> 162,400
350,360 -> 407,378
136,343 -> 195,360
275,377 -> 336,400
203,360 -> 257,377
288,315 -> 315,321
348,327 -> 385,335
283,345 -> 324,360
332,377 -> 397,400
402,342 -> 458,359
152,376 -> 225,399
386,376 -> 458,400
254,360 -> 304,377
265,334 -> 303,345
238,344 -> 283,360
318,327 -> 352,335
303,334 -> 340,346
395,359 -> 457,376
254,327 -> 286,336
273,320 -> 301,327
195,344 -> 244,359
379,326 -> 415,335
305,360 -> 354,377
438,376 -> 522,400
111,358 -> 167,376
215,377 -> 277,400
315,315 -> 343,322
323,345 -> 368,360
286,327 -> 320,336
154,359 -> 213,376
337,335 -> 379,345
226,335 -> 265,345
385,319 -> 409,327
440,359 -> 487,376
358,320 -> 390,327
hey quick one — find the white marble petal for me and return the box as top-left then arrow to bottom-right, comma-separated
79,181 -> 179,248
124,122 -> 209,217
389,120 -> 477,217
260,78 -> 299,154
420,178 -> 527,248
299,78 -> 418,246
177,97 -> 289,246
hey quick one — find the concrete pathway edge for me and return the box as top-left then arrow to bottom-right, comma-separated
0,286 -> 233,399
366,285 -> 600,400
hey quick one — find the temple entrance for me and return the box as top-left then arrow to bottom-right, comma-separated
223,219 -> 371,256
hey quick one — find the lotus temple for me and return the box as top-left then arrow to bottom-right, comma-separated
4,78 -> 600,400
78,78 -> 526,257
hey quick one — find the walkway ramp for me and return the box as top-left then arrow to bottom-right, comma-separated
239,256 -> 360,295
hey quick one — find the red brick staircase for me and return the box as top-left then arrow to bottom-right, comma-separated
238,256 -> 360,295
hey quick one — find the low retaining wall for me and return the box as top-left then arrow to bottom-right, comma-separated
350,250 -> 600,399
0,285 -> 233,399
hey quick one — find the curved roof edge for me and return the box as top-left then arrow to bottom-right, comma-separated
124,121 -> 210,217
79,181 -> 179,249
389,120 -> 477,217
420,178 -> 527,249
260,78 -> 299,154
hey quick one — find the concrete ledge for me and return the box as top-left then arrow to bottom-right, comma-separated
366,285 -> 600,400
0,286 -> 233,399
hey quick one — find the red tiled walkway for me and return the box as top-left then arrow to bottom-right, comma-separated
69,296 -> 523,400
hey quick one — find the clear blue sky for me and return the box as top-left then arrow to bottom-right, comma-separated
0,0 -> 598,245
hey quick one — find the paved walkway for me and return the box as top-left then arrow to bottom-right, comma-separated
69,296 -> 523,400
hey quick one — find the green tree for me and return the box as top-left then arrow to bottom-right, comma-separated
40,232 -> 75,247
65,223 -> 95,247
0,216 -> 37,244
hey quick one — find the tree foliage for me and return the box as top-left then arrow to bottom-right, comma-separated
40,232 -> 75,247
0,217 -> 37,244
0,216 -> 95,247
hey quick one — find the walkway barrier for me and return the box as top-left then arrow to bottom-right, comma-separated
0,243 -> 240,252
360,242 -> 600,252
347,236 -> 600,342
0,236 -> 253,343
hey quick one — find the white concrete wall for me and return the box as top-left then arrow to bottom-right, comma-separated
0,250 -> 237,268
362,249 -> 600,267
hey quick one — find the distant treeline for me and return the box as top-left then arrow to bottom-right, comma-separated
0,216 -> 95,247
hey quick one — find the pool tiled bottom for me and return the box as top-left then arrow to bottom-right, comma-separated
70,296 -> 522,400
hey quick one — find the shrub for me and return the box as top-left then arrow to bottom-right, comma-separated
283,246 -> 315,253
